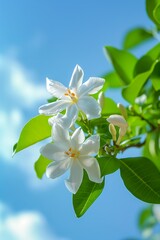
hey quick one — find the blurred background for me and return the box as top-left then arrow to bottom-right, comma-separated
0,0 -> 157,239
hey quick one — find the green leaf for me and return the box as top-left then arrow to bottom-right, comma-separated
73,172 -> 105,217
98,156 -> 120,176
104,46 -> 137,84
131,43 -> 160,92
47,97 -> 57,103
146,43 -> 160,60
34,155 -> 52,179
143,130 -> 160,170
151,62 -> 160,90
146,0 -> 160,26
123,27 -> 153,49
13,115 -> 51,154
154,4 -> 160,24
122,60 -> 159,104
138,206 -> 156,230
120,157 -> 160,203
102,97 -> 120,115
134,43 -> 160,77
102,71 -> 125,88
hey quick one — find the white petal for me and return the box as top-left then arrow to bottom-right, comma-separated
119,126 -> 127,136
71,127 -> 85,150
46,78 -> 67,98
78,77 -> 105,96
79,156 -> 102,183
46,158 -> 71,179
78,96 -> 101,119
39,100 -> 70,115
69,65 -> 84,91
107,114 -> 128,128
52,124 -> 70,149
65,160 -> 83,194
40,143 -> 67,161
80,135 -> 100,156
62,104 -> 78,128
48,113 -> 64,126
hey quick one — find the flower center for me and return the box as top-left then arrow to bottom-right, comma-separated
64,89 -> 78,103
65,147 -> 80,160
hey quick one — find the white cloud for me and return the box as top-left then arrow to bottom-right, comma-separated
0,53 -> 48,107
0,202 -> 68,240
0,52 -> 49,160
14,143 -> 60,189
0,109 -> 23,159
0,52 -> 57,188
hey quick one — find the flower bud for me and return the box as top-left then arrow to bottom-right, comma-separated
107,114 -> 128,128
107,114 -> 128,145
117,103 -> 128,119
109,123 -> 117,141
116,127 -> 127,145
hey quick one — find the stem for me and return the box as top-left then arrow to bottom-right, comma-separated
80,111 -> 92,135
131,109 -> 156,130
118,140 -> 146,153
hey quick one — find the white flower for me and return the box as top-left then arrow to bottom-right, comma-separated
39,65 -> 105,128
48,113 -> 64,126
40,124 -> 102,194
107,114 -> 128,145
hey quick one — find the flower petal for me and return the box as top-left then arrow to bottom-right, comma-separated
46,158 -> 71,179
71,127 -> 85,150
52,124 -> 70,149
40,143 -> 68,161
39,100 -> 70,115
69,65 -> 84,91
107,114 -> 128,128
65,160 -> 83,194
80,135 -> 100,156
78,96 -> 101,119
79,156 -> 102,183
62,104 -> 78,128
78,77 -> 105,96
48,113 -> 64,126
46,78 -> 67,98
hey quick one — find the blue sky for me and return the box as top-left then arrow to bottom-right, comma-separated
0,0 -> 157,239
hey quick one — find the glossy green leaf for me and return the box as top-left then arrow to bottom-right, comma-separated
98,156 -> 120,176
123,27 -> 153,49
134,43 -> 160,77
104,46 -> 137,84
154,4 -> 160,24
34,155 -> 52,179
151,76 -> 160,90
120,157 -> 160,203
151,61 -> 160,90
146,0 -> 160,26
13,115 -> 51,154
143,130 -> 160,170
146,43 -> 160,60
102,71 -> 125,88
122,60 -> 158,103
73,172 -> 105,217
102,97 -> 120,115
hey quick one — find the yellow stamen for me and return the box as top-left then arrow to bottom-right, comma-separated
64,89 -> 78,103
65,147 -> 80,159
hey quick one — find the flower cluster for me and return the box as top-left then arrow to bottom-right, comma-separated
39,65 -> 105,193
39,65 -> 129,193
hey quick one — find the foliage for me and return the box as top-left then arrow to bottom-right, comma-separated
13,0 -> 160,229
